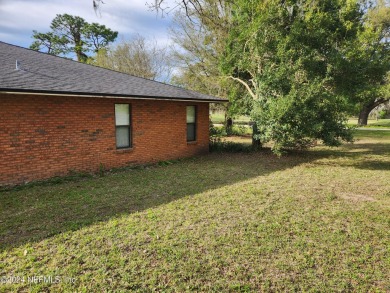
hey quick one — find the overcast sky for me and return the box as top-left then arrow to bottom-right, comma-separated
0,0 -> 176,49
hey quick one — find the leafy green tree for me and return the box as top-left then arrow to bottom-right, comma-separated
153,0 -> 389,135
85,22 -> 119,53
353,0 -> 390,125
29,32 -> 68,56
221,0 -> 388,153
30,14 -> 117,62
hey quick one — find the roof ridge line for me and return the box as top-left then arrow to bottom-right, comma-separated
0,41 -> 219,100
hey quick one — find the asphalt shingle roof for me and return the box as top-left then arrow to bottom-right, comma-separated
0,41 -> 226,102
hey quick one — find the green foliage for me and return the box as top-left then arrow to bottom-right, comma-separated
349,1 -> 390,120
84,22 -> 118,53
29,31 -> 69,56
210,120 -> 249,138
30,14 -> 117,62
252,79 -> 354,154
209,136 -> 252,153
209,119 -> 219,136
230,125 -> 250,136
378,109 -> 389,118
334,1 -> 390,123
222,0 -> 374,154
170,8 -> 252,119
210,118 -> 252,152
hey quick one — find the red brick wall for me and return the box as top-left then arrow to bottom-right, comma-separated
0,94 -> 210,185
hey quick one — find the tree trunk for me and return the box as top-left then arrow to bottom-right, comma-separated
252,122 -> 262,149
358,98 -> 389,126
357,106 -> 371,126
226,117 -> 233,136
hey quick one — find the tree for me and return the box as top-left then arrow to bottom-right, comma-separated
85,22 -> 119,53
29,32 -> 68,56
169,2 -> 252,127
30,14 -> 118,62
91,35 -> 173,82
354,0 -> 390,125
154,0 -> 388,143
220,0 -> 377,153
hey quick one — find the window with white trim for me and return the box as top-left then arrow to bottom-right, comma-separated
115,104 -> 131,148
186,106 -> 196,142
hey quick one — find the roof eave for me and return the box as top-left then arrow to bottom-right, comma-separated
0,88 -> 228,103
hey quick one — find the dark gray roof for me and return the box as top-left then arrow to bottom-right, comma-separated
0,41 -> 226,102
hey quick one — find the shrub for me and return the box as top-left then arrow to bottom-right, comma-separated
230,125 -> 251,136
209,136 -> 253,153
378,109 -> 389,119
209,119 -> 225,136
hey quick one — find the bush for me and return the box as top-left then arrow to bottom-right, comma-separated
209,119 -> 253,152
209,123 -> 227,137
378,109 -> 389,119
230,125 -> 251,136
209,136 -> 253,153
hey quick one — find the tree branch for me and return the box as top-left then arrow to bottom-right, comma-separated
372,98 -> 390,109
227,76 -> 257,99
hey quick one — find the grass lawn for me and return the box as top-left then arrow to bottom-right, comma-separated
348,118 -> 390,128
210,112 -> 251,124
1,130 -> 389,291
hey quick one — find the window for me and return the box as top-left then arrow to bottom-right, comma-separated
186,106 -> 196,142
115,104 -> 131,148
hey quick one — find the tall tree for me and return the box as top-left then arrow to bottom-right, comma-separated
151,0 -> 390,137
221,0 -> 373,153
354,0 -> 390,125
30,14 -> 118,62
169,2 -> 252,124
29,32 -> 68,56
91,35 -> 173,82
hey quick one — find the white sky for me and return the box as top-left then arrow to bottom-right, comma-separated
0,0 -> 177,49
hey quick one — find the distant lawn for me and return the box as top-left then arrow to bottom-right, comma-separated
210,112 -> 251,124
1,130 -> 389,291
211,115 -> 390,129
348,118 -> 390,128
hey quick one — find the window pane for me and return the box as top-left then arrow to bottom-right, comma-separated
186,106 -> 196,123
115,104 -> 129,126
187,124 -> 195,141
116,126 -> 130,148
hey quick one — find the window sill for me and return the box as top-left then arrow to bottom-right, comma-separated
116,147 -> 133,153
187,141 -> 197,145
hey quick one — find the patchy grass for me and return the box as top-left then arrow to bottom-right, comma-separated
366,119 -> 390,128
348,118 -> 390,128
0,130 -> 389,291
210,112 -> 251,124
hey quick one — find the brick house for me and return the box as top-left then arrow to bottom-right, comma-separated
0,42 -> 225,186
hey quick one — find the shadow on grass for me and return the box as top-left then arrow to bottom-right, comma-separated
0,148 -> 316,251
353,160 -> 390,170
310,140 -> 390,170
0,138 -> 388,251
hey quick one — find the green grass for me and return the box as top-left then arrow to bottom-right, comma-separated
348,118 -> 390,128
1,130 -> 390,291
210,112 -> 251,124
